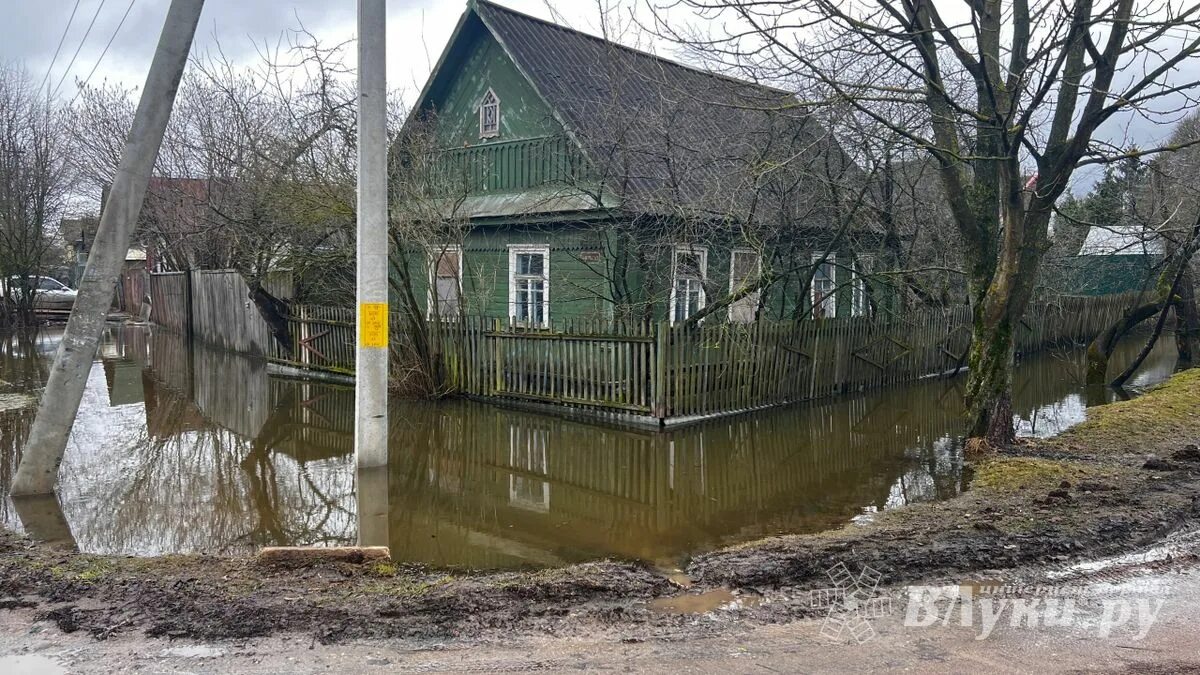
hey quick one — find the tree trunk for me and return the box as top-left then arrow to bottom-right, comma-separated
1173,265 -> 1199,368
964,305 -> 1016,449
247,278 -> 292,354
1086,300 -> 1163,385
1087,215 -> 1200,381
1111,292 -> 1175,388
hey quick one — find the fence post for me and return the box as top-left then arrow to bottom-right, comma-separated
492,318 -> 502,395
184,268 -> 194,344
653,321 -> 668,421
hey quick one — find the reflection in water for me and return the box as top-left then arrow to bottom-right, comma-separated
0,325 -> 1180,569
0,327 -> 355,557
10,494 -> 75,551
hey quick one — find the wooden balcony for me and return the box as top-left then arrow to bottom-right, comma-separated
429,135 -> 592,196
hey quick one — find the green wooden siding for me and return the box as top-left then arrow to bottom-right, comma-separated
396,226 -> 890,325
399,225 -> 611,323
1060,255 -> 1160,296
429,30 -> 563,150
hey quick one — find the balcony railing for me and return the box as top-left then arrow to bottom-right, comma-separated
428,135 -> 592,196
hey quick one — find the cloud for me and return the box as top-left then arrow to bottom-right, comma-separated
2,0 -> 456,99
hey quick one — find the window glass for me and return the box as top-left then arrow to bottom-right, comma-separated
729,250 -> 761,323
479,89 -> 500,137
511,249 -> 548,327
812,253 -> 837,319
852,255 -> 874,318
516,252 -> 544,277
431,247 -> 461,318
671,247 -> 706,324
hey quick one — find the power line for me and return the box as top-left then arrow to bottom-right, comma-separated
38,0 -> 82,96
68,0 -> 137,106
51,0 -> 109,100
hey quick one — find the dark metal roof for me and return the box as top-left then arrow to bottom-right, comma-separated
471,0 -> 857,221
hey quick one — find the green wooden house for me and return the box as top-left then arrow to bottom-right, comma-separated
1060,225 -> 1164,296
393,0 -> 887,327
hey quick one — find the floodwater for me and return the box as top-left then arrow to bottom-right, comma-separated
0,326 -> 1179,570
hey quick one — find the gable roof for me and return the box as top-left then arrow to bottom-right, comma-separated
413,0 -> 856,221
1078,225 -> 1165,256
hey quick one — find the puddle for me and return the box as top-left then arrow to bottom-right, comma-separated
662,571 -> 695,589
0,326 -> 1179,569
648,588 -> 762,614
160,645 -> 227,659
1047,529 -> 1200,580
0,654 -> 67,675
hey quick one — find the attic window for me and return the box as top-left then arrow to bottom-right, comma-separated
479,88 -> 500,138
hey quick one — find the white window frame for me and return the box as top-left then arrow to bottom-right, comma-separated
479,88 -> 500,139
508,245 -> 550,328
669,244 -> 708,325
851,254 -> 874,318
727,248 -> 762,323
811,252 -> 837,319
427,244 -> 463,320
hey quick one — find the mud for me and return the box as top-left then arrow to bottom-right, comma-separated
1,370 -> 1198,645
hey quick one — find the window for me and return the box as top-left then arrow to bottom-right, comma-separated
811,252 -> 837,319
851,255 -> 874,318
670,245 -> 707,324
428,245 -> 462,319
479,88 -> 500,138
509,246 -> 549,327
37,278 -> 65,291
728,249 -> 761,323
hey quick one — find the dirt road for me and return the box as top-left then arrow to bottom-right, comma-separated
4,531 -> 1200,674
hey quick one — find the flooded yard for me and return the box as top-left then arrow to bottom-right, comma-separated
0,326 -> 1179,570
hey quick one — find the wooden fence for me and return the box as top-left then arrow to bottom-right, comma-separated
266,292 -> 1140,425
148,270 -> 290,356
148,271 -> 190,333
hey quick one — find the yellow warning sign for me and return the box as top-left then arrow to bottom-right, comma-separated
360,302 -> 388,348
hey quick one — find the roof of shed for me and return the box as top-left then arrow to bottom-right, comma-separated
1078,226 -> 1165,256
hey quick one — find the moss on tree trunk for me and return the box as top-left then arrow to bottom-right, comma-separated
965,308 -> 1016,447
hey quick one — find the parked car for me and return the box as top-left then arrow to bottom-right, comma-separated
3,276 -> 78,311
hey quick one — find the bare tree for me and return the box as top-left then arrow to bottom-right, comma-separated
1083,115 -> 1200,380
647,0 -> 1200,446
0,63 -> 73,327
66,30 -> 360,343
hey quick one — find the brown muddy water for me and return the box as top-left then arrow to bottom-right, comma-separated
0,326 -> 1179,570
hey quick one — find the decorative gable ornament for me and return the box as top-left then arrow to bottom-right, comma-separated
479,88 -> 500,138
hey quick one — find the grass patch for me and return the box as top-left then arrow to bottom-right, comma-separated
972,457 -> 1095,493
44,556 -> 119,582
369,561 -> 400,577
360,574 -> 453,598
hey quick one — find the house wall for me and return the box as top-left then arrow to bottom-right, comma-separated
430,30 -> 564,149
1059,255 -> 1160,296
398,224 -> 888,325
400,224 -> 612,324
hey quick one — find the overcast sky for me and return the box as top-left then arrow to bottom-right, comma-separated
3,0 -> 1195,194
0,0 -> 595,104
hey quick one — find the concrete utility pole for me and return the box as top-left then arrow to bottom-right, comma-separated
355,0 -> 390,469
12,0 -> 206,496
356,465 -> 390,548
